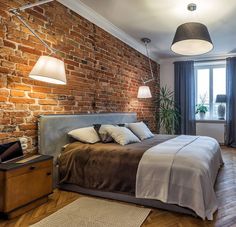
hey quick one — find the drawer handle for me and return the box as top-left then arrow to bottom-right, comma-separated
46,172 -> 52,176
29,166 -> 36,170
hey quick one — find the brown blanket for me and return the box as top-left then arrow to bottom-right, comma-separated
58,134 -> 175,195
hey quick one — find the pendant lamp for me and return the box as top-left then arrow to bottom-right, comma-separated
171,4 -> 213,56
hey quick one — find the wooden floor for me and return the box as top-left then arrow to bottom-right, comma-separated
0,146 -> 235,227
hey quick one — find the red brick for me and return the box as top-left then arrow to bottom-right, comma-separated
16,64 -> 32,72
0,89 -> 9,96
11,90 -> 25,97
9,97 -> 35,104
38,99 -> 58,105
15,104 -> 29,111
28,93 -> 47,99
0,67 -> 10,74
18,45 -> 42,56
3,40 -> 16,49
29,105 -> 40,111
32,86 -> 52,93
19,124 -> 37,130
0,96 -> 8,102
10,84 -> 31,91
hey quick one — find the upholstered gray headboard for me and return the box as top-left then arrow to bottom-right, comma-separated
38,112 -> 137,160
38,112 -> 136,187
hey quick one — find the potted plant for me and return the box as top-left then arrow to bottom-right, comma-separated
156,86 -> 180,134
195,94 -> 208,119
195,104 -> 208,119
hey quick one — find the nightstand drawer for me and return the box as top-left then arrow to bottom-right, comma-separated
5,165 -> 52,212
6,160 -> 52,179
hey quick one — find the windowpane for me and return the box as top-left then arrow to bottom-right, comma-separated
197,69 -> 209,105
213,68 -> 226,118
195,64 -> 226,120
196,69 -> 210,119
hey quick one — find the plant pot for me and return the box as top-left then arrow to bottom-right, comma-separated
199,112 -> 206,120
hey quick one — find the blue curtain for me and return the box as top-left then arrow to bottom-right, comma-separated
225,57 -> 236,147
174,61 -> 196,135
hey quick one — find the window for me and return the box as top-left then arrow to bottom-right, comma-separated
195,61 -> 226,120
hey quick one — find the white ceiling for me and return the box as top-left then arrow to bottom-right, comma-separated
76,0 -> 236,60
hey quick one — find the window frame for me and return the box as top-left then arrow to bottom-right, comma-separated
194,62 -> 226,120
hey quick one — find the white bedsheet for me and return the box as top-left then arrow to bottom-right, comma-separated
136,135 -> 223,220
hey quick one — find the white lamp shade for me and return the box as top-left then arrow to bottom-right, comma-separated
171,39 -> 213,55
137,85 -> 152,98
29,56 -> 66,85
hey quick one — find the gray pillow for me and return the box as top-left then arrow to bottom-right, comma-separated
105,126 -> 140,146
127,121 -> 154,140
94,124 -> 125,143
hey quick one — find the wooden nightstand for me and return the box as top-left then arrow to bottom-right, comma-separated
0,155 -> 53,219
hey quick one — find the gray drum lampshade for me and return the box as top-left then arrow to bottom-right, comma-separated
216,94 -> 226,103
171,22 -> 213,55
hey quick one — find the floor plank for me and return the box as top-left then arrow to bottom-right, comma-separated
0,146 -> 235,227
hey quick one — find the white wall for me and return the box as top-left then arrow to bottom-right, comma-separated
196,122 -> 225,144
159,59 -> 225,143
160,59 -> 174,90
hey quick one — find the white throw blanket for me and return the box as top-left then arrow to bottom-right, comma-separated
136,135 -> 223,220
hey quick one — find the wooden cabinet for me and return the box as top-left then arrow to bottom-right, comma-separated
0,155 -> 53,219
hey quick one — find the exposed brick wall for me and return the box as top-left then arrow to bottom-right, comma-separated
0,0 -> 159,152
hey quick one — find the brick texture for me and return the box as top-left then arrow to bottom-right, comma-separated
0,0 -> 159,153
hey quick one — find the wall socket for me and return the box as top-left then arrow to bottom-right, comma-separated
19,137 -> 28,144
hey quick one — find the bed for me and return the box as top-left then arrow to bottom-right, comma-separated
38,113 -> 223,220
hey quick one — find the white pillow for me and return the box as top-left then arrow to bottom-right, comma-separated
68,127 -> 100,144
127,122 -> 154,140
105,126 -> 140,146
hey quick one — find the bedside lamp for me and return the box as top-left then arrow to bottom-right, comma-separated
215,94 -> 226,120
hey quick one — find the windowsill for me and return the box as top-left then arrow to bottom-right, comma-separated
195,119 -> 226,123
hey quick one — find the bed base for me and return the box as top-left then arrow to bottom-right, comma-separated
58,183 -> 198,218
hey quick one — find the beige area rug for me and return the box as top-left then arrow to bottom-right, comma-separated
31,197 -> 151,227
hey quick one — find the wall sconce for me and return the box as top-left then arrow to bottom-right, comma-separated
137,38 -> 154,98
29,56 -> 66,85
137,85 -> 152,98
9,0 -> 67,85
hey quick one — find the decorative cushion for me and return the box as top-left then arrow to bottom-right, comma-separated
94,124 -> 125,143
68,127 -> 100,144
94,124 -> 115,143
127,121 -> 154,140
105,126 -> 140,146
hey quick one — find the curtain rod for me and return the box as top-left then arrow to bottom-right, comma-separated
194,58 -> 226,63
